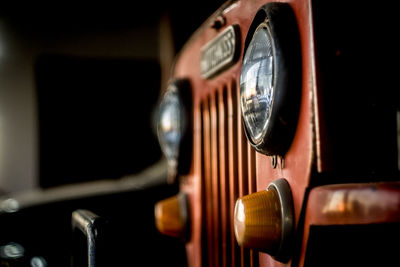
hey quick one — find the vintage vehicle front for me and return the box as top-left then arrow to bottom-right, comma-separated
154,0 -> 400,266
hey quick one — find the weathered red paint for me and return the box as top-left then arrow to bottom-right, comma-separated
169,0 -> 400,266
299,182 -> 400,266
176,1 -> 314,266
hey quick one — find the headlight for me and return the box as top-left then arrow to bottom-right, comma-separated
240,22 -> 274,145
158,85 -> 183,162
240,3 -> 301,155
157,79 -> 192,178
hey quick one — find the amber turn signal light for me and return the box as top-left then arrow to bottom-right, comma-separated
155,193 -> 189,239
234,178 -> 294,262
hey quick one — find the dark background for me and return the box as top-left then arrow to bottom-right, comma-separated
0,1 -> 224,191
0,3 -> 225,266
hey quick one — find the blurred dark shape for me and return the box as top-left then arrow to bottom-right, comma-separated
0,180 -> 187,267
35,55 -> 162,187
311,0 -> 399,183
30,256 -> 47,267
0,242 -> 25,259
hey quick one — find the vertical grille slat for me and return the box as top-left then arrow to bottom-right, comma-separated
238,85 -> 250,267
202,97 -> 214,267
228,79 -> 240,267
201,79 -> 258,267
247,143 -> 257,194
210,92 -> 221,267
247,144 -> 259,267
200,102 -> 209,267
219,87 -> 230,267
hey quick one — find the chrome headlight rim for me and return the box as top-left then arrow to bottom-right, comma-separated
240,3 -> 302,156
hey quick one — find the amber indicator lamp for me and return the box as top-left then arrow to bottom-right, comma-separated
154,193 -> 189,239
234,178 -> 294,262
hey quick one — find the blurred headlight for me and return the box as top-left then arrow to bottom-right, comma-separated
157,79 -> 192,178
158,84 -> 184,163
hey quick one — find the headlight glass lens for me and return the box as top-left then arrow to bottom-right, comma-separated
240,24 -> 274,144
157,86 -> 183,161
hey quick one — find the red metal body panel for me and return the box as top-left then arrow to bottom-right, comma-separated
299,182 -> 400,266
169,0 -> 400,266
175,1 -> 314,266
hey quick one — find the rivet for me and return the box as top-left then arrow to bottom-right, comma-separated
271,155 -> 277,169
211,15 -> 226,30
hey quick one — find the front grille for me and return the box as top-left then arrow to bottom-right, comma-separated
200,79 -> 259,267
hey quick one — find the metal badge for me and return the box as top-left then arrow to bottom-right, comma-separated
201,25 -> 240,79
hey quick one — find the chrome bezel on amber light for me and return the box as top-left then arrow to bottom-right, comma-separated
240,3 -> 302,156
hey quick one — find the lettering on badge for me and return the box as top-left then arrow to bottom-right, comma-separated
201,25 -> 240,79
